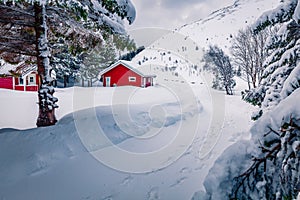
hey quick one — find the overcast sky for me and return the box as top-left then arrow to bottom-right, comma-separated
127,0 -> 235,31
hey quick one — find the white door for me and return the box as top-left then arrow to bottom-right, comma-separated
105,77 -> 111,87
142,77 -> 146,87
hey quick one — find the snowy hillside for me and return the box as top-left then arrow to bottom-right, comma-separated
179,0 -> 280,53
129,0 -> 281,82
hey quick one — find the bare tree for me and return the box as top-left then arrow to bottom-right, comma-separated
205,45 -> 235,95
231,26 -> 269,90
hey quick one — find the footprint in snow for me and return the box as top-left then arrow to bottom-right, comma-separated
170,177 -> 187,187
101,195 -> 113,200
121,175 -> 133,186
228,132 -> 243,142
194,164 -> 207,171
64,144 -> 75,158
183,150 -> 192,157
28,154 -> 48,176
180,167 -> 189,173
147,187 -> 160,200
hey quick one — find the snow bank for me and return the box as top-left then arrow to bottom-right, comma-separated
203,140 -> 257,200
0,75 -> 256,199
0,98 -> 202,199
251,88 -> 300,140
201,88 -> 300,199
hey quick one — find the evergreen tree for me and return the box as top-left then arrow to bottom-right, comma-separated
230,1 -> 300,199
80,36 -> 117,87
0,0 -> 136,126
119,46 -> 145,61
244,0 -> 299,112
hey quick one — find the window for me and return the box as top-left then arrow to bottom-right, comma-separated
129,77 -> 136,82
28,75 -> 36,85
19,77 -> 24,85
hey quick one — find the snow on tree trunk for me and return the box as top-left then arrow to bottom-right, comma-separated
35,3 -> 58,127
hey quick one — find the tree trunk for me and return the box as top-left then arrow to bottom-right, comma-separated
252,73 -> 256,88
64,75 -> 67,87
225,86 -> 229,95
35,3 -> 58,127
246,71 -> 251,90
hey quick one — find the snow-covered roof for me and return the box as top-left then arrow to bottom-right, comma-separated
0,60 -> 19,75
99,60 -> 156,78
0,60 -> 37,77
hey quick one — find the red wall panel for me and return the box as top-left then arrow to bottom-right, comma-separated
26,86 -> 38,91
0,77 -> 13,89
103,64 -> 142,87
15,85 -> 24,91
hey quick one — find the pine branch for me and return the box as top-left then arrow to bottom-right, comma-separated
264,125 -> 280,137
0,44 -> 36,56
232,118 -> 300,199
0,19 -> 35,27
0,4 -> 34,17
0,36 -> 35,45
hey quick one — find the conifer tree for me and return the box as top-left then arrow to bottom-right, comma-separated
0,0 -> 136,126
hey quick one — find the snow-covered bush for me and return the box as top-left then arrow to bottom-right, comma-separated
204,89 -> 300,200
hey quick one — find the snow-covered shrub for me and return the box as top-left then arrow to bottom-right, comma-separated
204,89 -> 300,200
231,117 -> 300,200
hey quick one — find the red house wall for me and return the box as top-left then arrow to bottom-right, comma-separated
103,64 -> 142,87
0,72 -> 40,92
0,77 -> 13,90
26,85 -> 39,91
15,85 -> 24,91
15,73 -> 39,91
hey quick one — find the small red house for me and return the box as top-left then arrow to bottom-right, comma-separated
99,60 -> 156,87
0,61 -> 40,92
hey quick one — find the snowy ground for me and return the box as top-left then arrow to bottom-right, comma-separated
0,75 -> 255,200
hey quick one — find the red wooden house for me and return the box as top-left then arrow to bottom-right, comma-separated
99,60 -> 156,87
0,61 -> 40,92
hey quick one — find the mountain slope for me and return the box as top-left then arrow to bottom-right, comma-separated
179,0 -> 280,53
130,0 -> 281,79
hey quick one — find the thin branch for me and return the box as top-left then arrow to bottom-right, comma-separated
0,4 -> 34,17
0,44 -> 37,56
0,36 -> 35,44
265,126 -> 280,137
0,19 -> 35,27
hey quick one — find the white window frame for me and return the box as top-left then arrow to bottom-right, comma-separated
128,76 -> 136,82
28,74 -> 36,85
